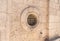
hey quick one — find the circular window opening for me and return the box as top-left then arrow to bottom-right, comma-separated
27,14 -> 37,26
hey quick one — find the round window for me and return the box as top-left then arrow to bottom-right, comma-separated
27,14 -> 37,26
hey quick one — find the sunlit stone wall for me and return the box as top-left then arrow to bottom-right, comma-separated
0,0 -> 60,41
49,0 -> 60,38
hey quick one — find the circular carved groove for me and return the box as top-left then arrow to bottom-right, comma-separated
20,6 -> 40,31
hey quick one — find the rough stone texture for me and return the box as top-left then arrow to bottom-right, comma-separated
8,0 -> 49,41
49,0 -> 60,39
0,0 -> 60,41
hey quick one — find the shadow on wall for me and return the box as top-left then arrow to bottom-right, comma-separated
49,36 -> 60,41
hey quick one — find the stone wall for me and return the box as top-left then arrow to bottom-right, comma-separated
0,0 -> 60,41
49,0 -> 60,38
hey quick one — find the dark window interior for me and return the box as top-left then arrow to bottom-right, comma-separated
27,14 -> 37,26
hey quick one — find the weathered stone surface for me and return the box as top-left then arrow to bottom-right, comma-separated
0,0 -> 60,41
